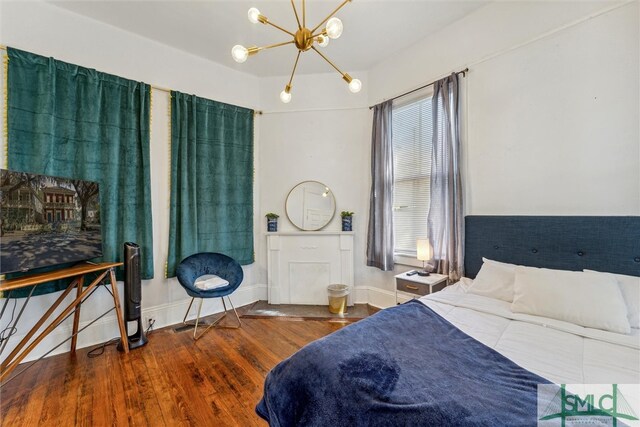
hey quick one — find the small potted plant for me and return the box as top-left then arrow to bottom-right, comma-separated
340,211 -> 354,232
266,213 -> 279,232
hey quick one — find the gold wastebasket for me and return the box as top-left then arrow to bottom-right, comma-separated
327,284 -> 350,314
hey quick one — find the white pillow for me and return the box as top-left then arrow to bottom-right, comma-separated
194,274 -> 229,290
584,269 -> 640,329
482,257 -> 518,272
511,266 -> 631,334
468,260 -> 515,302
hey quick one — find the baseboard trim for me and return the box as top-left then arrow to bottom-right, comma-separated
365,286 -> 396,309
352,286 -> 369,304
352,286 -> 395,309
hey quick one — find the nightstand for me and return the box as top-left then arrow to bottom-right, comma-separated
395,272 -> 448,305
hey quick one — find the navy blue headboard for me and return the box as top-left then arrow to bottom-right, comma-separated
464,216 -> 640,278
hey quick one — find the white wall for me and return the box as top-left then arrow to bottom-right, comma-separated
0,0 -> 264,362
465,3 -> 639,215
257,72 -> 387,304
370,0 -> 640,217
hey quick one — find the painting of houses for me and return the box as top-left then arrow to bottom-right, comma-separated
43,186 -> 77,223
0,169 -> 102,274
0,185 -> 45,228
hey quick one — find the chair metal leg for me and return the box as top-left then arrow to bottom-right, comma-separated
193,298 -> 204,340
222,296 -> 242,329
182,296 -> 242,341
182,297 -> 195,325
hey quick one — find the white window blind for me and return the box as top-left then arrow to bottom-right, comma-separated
392,95 -> 433,257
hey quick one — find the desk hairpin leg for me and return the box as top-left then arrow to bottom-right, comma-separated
1,282 -> 115,386
70,276 -> 85,354
0,275 -> 88,378
0,285 -> 37,356
0,268 -> 128,382
0,278 -> 79,359
108,268 -> 129,353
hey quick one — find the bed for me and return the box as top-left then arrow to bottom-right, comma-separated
256,216 -> 640,426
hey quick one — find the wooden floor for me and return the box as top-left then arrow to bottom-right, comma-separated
0,310 -> 353,426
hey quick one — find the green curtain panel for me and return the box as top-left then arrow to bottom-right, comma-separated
167,91 -> 253,278
6,47 -> 154,296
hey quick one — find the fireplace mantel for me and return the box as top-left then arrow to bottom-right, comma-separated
266,232 -> 354,305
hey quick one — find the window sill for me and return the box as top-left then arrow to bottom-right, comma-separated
393,255 -> 423,268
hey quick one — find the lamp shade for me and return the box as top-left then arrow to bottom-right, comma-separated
417,239 -> 433,261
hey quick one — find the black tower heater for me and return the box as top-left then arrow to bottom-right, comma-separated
117,242 -> 148,351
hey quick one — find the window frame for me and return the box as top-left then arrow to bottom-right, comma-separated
391,87 -> 434,263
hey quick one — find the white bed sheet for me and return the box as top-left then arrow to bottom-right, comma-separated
419,280 -> 640,385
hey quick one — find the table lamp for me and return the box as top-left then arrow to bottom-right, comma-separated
416,239 -> 433,276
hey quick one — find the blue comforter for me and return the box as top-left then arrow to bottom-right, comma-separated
256,300 -> 551,426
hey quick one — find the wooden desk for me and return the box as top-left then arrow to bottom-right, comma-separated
0,262 -> 129,383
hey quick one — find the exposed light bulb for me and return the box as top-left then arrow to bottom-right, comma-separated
348,78 -> 362,93
231,45 -> 249,63
280,90 -> 292,103
247,7 -> 261,24
317,34 -> 329,47
325,17 -> 343,39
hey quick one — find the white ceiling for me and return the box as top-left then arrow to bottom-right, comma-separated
50,0 -> 487,77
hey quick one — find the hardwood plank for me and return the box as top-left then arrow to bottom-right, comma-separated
111,354 -> 135,426
35,361 -> 71,425
2,359 -> 49,425
138,336 -> 189,426
156,334 -> 234,426
0,314 -> 360,426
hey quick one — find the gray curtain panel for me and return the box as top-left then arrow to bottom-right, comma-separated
366,101 -> 395,271
428,73 -> 464,280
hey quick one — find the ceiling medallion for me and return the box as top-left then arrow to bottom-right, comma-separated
232,0 -> 361,103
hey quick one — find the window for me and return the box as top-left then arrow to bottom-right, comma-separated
392,94 -> 433,257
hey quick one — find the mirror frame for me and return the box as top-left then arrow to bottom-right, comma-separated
285,180 -> 336,231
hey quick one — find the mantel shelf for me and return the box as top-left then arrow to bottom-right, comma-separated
264,231 -> 354,236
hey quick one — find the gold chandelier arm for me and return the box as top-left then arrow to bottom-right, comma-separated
312,29 -> 327,39
311,46 -> 344,76
311,0 -> 352,34
291,0 -> 302,29
287,51 -> 302,88
261,18 -> 296,37
257,40 -> 296,52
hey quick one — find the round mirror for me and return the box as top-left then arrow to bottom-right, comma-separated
286,181 -> 336,231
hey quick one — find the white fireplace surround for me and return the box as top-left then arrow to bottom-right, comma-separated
266,231 -> 355,306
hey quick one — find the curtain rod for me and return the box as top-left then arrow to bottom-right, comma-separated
368,68 -> 468,110
262,105 -> 368,115
0,44 -> 263,115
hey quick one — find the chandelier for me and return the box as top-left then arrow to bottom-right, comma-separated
231,0 -> 361,103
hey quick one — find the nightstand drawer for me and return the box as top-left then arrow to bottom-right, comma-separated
396,279 -> 430,296
395,272 -> 448,305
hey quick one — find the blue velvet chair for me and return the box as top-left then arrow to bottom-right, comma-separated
176,252 -> 243,340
